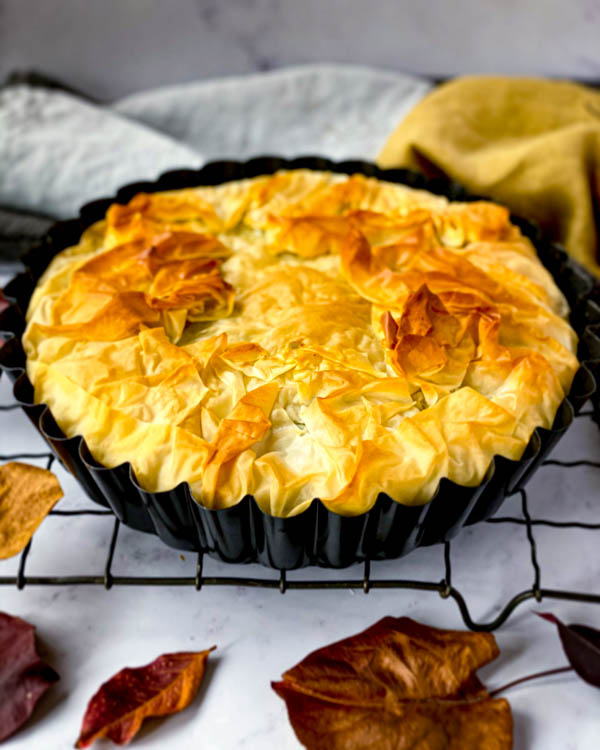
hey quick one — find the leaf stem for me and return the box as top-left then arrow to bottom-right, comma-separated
489,666 -> 573,697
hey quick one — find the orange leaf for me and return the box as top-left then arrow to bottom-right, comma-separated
75,648 -> 216,747
272,616 -> 512,750
0,462 -> 63,559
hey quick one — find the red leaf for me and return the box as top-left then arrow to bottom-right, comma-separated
0,611 -> 59,742
272,616 -> 513,750
75,647 -> 216,747
537,612 -> 600,688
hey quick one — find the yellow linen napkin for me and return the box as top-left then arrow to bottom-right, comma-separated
378,76 -> 600,275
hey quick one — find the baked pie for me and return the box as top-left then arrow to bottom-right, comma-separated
22,170 -> 580,519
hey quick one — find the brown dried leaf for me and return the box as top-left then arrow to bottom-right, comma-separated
0,461 -> 63,559
0,611 -> 60,742
272,616 -> 512,750
75,648 -> 216,747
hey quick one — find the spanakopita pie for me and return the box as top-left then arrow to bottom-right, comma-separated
22,168 -> 580,523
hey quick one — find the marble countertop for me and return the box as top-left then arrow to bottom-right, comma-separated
1,335 -> 599,749
3,0 -> 600,100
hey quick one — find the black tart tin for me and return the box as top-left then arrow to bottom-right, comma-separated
1,157 -> 600,570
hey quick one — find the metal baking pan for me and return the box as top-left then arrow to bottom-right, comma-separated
1,157 -> 599,569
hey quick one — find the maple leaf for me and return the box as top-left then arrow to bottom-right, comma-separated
75,648 -> 216,747
272,616 -> 512,750
0,462 -> 63,559
0,612 -> 60,742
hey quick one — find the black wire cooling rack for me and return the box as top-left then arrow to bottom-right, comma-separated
1,406 -> 599,633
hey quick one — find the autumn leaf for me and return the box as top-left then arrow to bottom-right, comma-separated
0,612 -> 60,742
537,612 -> 600,688
0,462 -> 63,559
75,648 -> 216,747
272,616 -> 512,750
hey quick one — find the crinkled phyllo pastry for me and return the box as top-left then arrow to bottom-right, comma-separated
23,171 -> 579,517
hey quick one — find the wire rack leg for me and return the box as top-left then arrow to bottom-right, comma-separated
104,519 -> 120,590
520,489 -> 542,601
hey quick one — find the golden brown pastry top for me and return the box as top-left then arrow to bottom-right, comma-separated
23,170 -> 579,517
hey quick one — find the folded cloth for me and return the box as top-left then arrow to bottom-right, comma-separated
378,76 -> 600,275
0,85 -> 201,221
0,65 -> 431,223
114,64 -> 431,163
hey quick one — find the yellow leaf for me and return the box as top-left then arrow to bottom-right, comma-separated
0,462 -> 63,559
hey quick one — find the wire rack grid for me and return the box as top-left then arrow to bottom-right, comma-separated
0,400 -> 599,633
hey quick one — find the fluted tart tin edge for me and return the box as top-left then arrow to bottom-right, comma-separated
1,156 -> 599,570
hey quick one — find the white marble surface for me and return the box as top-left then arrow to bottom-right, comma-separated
1,0 -> 600,99
1,335 -> 600,749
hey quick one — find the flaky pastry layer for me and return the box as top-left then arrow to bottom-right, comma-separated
23,171 -> 579,517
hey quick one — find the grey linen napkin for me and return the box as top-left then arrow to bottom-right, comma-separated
0,64 -> 431,257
